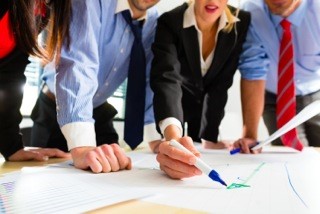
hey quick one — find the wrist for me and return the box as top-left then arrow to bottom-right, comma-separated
242,126 -> 258,140
164,125 -> 182,141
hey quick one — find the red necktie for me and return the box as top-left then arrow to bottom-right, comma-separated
276,19 -> 303,151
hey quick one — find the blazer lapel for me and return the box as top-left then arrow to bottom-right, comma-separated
203,29 -> 236,85
182,27 -> 203,85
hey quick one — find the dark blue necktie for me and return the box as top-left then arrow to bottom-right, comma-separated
122,10 -> 146,150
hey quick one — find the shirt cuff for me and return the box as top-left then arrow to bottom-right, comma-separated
144,123 -> 162,143
61,122 -> 96,150
159,117 -> 183,137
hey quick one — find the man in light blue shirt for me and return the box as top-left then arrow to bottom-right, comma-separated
31,0 -> 161,172
235,0 -> 320,152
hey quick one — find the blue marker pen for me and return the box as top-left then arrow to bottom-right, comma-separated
229,142 -> 259,155
169,140 -> 227,187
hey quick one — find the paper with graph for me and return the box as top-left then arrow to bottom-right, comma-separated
130,146 -> 320,213
1,146 -> 320,213
0,165 -> 151,214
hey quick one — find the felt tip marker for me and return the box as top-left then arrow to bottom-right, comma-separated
229,142 -> 259,155
169,140 -> 227,187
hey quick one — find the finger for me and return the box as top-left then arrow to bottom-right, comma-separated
94,147 -> 113,173
233,139 -> 241,148
180,136 -> 200,156
240,140 -> 251,154
110,144 -> 130,170
226,143 -> 234,151
157,153 -> 201,176
85,150 -> 104,173
100,145 -> 120,172
252,148 -> 262,154
32,149 -> 70,158
159,142 -> 196,165
126,157 -> 132,170
160,165 -> 197,179
10,150 -> 48,162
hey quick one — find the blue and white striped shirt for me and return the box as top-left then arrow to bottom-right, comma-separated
239,0 -> 320,96
42,0 -> 159,149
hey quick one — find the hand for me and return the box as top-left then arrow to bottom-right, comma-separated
148,139 -> 163,153
156,136 -> 201,179
70,144 -> 132,173
233,138 -> 262,154
8,148 -> 70,161
202,140 -> 234,150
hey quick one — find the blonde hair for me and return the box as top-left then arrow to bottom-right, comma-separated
224,6 -> 239,33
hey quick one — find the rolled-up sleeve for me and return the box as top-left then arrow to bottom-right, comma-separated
239,24 -> 269,80
55,0 -> 101,149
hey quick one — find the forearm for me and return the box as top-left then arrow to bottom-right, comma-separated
240,78 -> 265,139
0,82 -> 25,160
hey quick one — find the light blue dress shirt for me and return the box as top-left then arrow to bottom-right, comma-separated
239,0 -> 320,96
42,0 -> 159,149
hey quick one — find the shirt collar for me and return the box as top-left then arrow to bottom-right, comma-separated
183,1 -> 239,31
268,0 -> 307,28
116,0 -> 147,21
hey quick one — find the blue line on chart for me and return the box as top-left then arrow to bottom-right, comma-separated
284,163 -> 308,208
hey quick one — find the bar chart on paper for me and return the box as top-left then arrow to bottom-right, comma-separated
0,168 -> 150,214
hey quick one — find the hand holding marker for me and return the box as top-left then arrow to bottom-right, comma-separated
230,100 -> 320,154
169,140 -> 227,187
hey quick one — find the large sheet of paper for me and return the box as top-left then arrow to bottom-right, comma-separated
128,146 -> 320,213
1,146 -> 319,213
0,165 -> 151,214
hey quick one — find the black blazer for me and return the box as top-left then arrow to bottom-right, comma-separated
150,3 -> 250,142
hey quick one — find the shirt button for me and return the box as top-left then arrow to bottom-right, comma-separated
126,29 -> 130,33
56,106 -> 59,111
120,48 -> 124,53
105,82 -> 109,86
113,67 -> 117,72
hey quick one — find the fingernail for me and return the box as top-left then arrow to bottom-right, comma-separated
43,156 -> 49,161
195,169 -> 202,175
189,157 -> 196,165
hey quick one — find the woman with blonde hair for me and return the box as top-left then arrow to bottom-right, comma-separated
150,0 -> 250,179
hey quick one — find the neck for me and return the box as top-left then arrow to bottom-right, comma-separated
196,17 -> 219,34
282,0 -> 302,18
128,0 -> 146,20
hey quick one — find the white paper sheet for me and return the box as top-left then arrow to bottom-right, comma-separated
0,166 -> 152,214
1,146 -> 319,213
128,147 -> 320,213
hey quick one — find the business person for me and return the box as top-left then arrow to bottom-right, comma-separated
234,0 -> 320,153
0,0 -> 70,161
31,0 -> 162,173
150,0 -> 250,179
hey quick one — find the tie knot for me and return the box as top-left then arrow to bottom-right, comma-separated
280,19 -> 291,31
122,10 -> 143,41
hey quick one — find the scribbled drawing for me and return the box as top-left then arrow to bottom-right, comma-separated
227,162 -> 266,189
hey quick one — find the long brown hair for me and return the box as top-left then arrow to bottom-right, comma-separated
46,0 -> 71,62
8,0 -> 71,61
